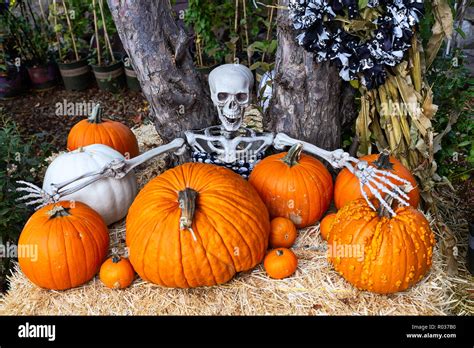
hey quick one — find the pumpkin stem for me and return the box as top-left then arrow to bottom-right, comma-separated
88,104 -> 103,124
178,188 -> 198,241
46,205 -> 71,219
378,195 -> 395,218
112,255 -> 121,263
371,151 -> 394,170
282,143 -> 303,167
276,249 -> 284,256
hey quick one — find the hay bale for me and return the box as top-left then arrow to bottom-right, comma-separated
0,123 -> 465,315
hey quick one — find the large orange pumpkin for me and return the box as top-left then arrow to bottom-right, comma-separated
126,162 -> 270,288
249,143 -> 333,228
18,201 -> 109,290
67,104 -> 139,158
326,199 -> 435,294
334,153 -> 420,210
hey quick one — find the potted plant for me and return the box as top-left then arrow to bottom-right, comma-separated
89,0 -> 125,93
0,25 -> 28,99
122,54 -> 141,92
51,0 -> 93,91
1,0 -> 58,91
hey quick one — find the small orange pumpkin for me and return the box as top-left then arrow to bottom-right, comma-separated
18,201 -> 109,290
334,153 -> 420,210
320,213 -> 336,241
326,199 -> 435,294
67,104 -> 139,158
126,162 -> 270,288
99,256 -> 135,289
269,217 -> 298,248
264,248 -> 298,279
249,143 -> 333,228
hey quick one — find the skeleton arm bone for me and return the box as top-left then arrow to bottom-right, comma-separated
273,133 -> 412,216
16,138 -> 186,208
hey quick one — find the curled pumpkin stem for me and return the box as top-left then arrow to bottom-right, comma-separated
282,143 -> 303,167
88,104 -> 103,123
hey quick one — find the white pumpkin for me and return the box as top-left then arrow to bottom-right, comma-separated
43,144 -> 137,225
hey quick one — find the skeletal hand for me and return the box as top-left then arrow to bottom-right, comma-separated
16,181 -> 57,210
351,160 -> 414,216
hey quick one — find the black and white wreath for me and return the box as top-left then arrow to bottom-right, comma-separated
288,0 -> 425,89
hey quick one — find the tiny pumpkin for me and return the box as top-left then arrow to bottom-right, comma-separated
326,199 -> 435,294
264,248 -> 298,279
249,143 -> 333,228
126,162 -> 270,288
67,104 -> 139,158
320,213 -> 336,241
269,217 -> 298,248
99,256 -> 135,289
18,201 -> 109,290
334,153 -> 420,210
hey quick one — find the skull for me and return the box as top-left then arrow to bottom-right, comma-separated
209,64 -> 254,132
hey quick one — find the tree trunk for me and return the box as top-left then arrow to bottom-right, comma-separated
266,0 -> 356,151
107,0 -> 215,143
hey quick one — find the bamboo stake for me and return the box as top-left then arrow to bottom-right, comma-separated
242,0 -> 251,66
261,3 -> 274,63
98,0 -> 115,63
52,0 -> 63,61
233,0 -> 239,62
61,0 -> 79,61
92,0 -> 101,66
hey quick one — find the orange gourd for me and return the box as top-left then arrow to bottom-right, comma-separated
326,199 -> 435,294
320,213 -> 336,241
99,256 -> 135,289
126,162 -> 270,288
67,104 -> 139,158
18,201 -> 109,290
334,153 -> 419,210
264,248 -> 298,279
249,143 -> 333,228
269,217 -> 298,248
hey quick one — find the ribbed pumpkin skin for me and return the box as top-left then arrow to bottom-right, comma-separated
249,152 -> 333,228
126,162 -> 270,288
67,119 -> 139,158
18,201 -> 109,290
327,199 -> 435,294
334,154 -> 420,210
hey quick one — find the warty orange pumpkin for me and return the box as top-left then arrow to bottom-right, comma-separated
334,153 -> 420,210
18,201 -> 109,290
126,162 -> 271,288
67,104 -> 139,158
249,143 -> 333,228
326,198 -> 435,294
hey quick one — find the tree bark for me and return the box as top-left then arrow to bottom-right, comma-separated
266,0 -> 356,151
107,0 -> 215,143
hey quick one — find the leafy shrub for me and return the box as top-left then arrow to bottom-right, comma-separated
0,110 -> 52,292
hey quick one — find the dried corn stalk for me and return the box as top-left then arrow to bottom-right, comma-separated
356,1 -> 453,208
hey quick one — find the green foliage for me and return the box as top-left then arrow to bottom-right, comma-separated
0,109 -> 52,291
427,50 -> 474,183
183,0 -> 276,70
0,0 -> 55,67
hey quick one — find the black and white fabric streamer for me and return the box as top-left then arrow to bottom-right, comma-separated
288,0 -> 424,89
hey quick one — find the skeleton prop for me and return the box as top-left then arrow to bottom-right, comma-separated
17,64 -> 413,219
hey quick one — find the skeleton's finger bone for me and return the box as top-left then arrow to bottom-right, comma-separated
16,192 -> 48,201
365,181 -> 396,216
359,181 -> 377,211
367,176 -> 410,207
16,180 -> 43,190
371,174 -> 411,201
373,168 -> 411,185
